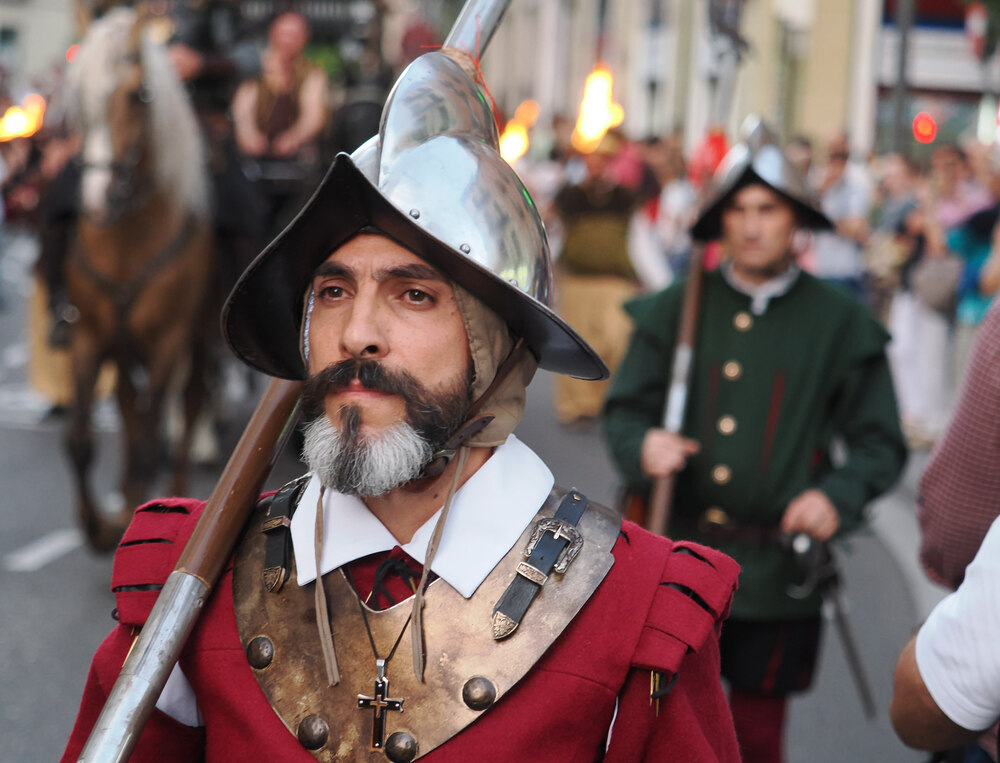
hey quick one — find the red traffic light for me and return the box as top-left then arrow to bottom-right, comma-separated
913,111 -> 937,144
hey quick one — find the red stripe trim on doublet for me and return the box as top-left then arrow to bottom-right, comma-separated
758,371 -> 786,475
760,629 -> 786,694
702,363 -> 721,450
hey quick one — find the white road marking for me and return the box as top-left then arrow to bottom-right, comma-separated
1,342 -> 27,370
0,383 -> 119,431
4,528 -> 85,572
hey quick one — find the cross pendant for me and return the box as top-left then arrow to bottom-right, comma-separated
357,658 -> 404,750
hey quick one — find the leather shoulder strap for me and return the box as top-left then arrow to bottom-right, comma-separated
261,474 -> 311,593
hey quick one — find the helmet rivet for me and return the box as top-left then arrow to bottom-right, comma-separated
459,243 -> 471,253
409,208 -> 420,219
508,278 -> 518,287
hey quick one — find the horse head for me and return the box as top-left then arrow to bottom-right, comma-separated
70,6 -> 208,226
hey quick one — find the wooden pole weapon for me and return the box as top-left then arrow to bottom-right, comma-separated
645,242 -> 706,537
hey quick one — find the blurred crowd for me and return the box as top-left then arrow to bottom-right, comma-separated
515,123 -> 1000,444
0,3 -> 414,409
2,3 -> 999,448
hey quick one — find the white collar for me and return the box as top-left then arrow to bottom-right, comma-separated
290,434 -> 554,599
721,260 -> 801,315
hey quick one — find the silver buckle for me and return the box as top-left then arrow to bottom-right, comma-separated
524,518 -> 584,575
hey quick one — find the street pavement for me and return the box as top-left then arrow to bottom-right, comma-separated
0,230 -> 949,761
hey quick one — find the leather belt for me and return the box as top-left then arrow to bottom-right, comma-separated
491,489 -> 588,640
674,510 -> 784,546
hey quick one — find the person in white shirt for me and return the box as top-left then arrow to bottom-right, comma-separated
891,515 -> 1000,759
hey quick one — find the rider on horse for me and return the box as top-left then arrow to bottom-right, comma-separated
41,0 -> 263,348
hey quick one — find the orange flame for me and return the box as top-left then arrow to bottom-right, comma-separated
0,93 -> 47,142
571,63 -> 624,154
499,100 -> 540,165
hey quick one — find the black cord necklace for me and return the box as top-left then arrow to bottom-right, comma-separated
350,570 -> 412,751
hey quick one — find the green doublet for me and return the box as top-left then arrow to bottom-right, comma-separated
604,270 -> 906,620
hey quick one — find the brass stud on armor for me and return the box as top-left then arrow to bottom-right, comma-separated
384,731 -> 418,762
462,676 -> 498,711
733,311 -> 753,331
246,636 -> 274,669
297,715 -> 329,750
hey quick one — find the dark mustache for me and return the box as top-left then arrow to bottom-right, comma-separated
300,359 -> 425,420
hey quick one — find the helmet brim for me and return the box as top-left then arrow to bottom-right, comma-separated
222,154 -> 609,381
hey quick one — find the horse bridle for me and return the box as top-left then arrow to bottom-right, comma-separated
72,211 -> 201,355
79,67 -> 156,224
79,142 -> 156,223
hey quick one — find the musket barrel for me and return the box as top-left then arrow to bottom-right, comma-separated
78,573 -> 208,762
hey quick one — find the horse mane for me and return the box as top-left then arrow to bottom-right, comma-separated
67,7 -> 210,217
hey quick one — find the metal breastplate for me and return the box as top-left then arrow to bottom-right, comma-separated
232,487 -> 620,762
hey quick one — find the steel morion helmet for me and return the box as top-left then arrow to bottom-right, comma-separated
222,51 -> 608,382
690,114 -> 833,242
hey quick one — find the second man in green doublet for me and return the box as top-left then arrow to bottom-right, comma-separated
603,118 -> 907,763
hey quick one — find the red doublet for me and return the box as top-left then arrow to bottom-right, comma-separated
63,497 -> 741,762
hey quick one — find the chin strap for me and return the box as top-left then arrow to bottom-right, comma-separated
411,444 -> 470,681
419,338 -> 528,479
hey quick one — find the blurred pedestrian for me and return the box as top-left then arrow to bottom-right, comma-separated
929,145 -> 994,386
232,11 -> 329,237
811,133 -> 871,300
604,118 -> 906,763
865,153 -> 919,320
647,134 -> 697,279
784,135 -> 812,179
886,183 -> 953,449
552,132 -> 640,425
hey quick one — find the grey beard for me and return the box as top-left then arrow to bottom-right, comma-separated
301,411 -> 433,497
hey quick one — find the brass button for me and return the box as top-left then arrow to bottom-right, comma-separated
733,311 -> 753,331
718,415 -> 737,435
703,507 -> 729,526
712,464 -> 732,485
723,360 -> 742,380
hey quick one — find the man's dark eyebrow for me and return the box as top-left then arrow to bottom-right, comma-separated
310,261 -> 444,283
312,261 -> 352,280
382,263 -> 445,282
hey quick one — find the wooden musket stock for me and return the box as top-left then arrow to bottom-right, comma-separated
645,244 -> 706,537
